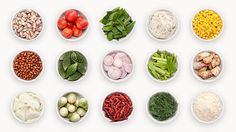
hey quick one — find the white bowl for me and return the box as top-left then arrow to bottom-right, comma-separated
101,50 -> 134,83
191,50 -> 223,82
11,91 -> 44,124
191,91 -> 224,124
56,91 -> 89,124
56,50 -> 88,82
146,91 -> 179,124
11,50 -> 44,83
146,9 -> 179,42
11,8 -> 44,42
56,9 -> 89,42
99,7 -> 135,43
101,91 -> 134,124
191,9 -> 224,42
146,50 -> 179,83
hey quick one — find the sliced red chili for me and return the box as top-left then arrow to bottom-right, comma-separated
103,92 -> 133,122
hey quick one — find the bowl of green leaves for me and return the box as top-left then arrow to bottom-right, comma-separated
100,7 -> 136,42
147,50 -> 178,82
57,50 -> 88,82
147,92 -> 179,124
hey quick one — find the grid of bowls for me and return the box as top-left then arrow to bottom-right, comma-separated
8,7 -> 224,124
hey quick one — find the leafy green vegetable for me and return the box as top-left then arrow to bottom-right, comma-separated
148,92 -> 178,121
58,51 -> 87,81
100,7 -> 135,41
148,50 -> 177,81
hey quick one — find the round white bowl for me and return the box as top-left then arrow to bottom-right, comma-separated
56,91 -> 89,124
191,50 -> 223,82
56,9 -> 89,42
101,50 -> 134,83
11,50 -> 44,83
11,8 -> 44,42
11,91 -> 44,124
101,91 -> 134,124
56,50 -> 88,83
146,91 -> 179,124
146,9 -> 179,42
191,91 -> 224,124
191,8 -> 224,42
146,50 -> 179,83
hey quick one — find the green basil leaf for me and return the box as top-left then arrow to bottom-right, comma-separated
58,62 -> 66,79
62,52 -> 71,70
77,63 -> 87,75
107,32 -> 114,41
71,52 -> 78,62
126,21 -> 135,34
66,63 -> 78,78
68,72 -> 82,81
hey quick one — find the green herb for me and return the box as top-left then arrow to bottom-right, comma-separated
148,50 -> 177,81
148,92 -> 178,121
58,51 -> 87,81
100,7 -> 135,41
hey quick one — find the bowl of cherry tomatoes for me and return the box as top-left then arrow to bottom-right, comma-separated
57,9 -> 89,41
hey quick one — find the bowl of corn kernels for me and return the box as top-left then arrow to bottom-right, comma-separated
192,9 -> 223,41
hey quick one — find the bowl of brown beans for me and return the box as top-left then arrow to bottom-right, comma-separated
101,92 -> 134,123
12,51 -> 43,82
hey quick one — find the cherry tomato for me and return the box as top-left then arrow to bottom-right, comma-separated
67,22 -> 74,29
72,26 -> 82,37
77,16 -> 84,20
65,9 -> 78,22
62,28 -> 73,39
75,18 -> 88,30
57,18 -> 67,30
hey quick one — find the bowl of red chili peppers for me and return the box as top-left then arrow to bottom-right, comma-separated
57,9 -> 89,41
102,92 -> 133,123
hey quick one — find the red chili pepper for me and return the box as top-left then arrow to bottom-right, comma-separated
103,92 -> 133,122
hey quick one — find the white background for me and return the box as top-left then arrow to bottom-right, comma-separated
0,0 -> 234,131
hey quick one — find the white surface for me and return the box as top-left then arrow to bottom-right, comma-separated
0,0 -> 234,131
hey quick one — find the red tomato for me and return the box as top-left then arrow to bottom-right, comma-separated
67,22 -> 74,29
75,18 -> 88,30
72,26 -> 82,37
65,9 -> 78,22
77,16 -> 84,20
62,28 -> 73,39
57,18 -> 67,30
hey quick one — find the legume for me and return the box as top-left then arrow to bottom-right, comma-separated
12,9 -> 43,40
13,51 -> 43,81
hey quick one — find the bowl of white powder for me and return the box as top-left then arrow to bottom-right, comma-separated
191,91 -> 224,124
11,91 -> 44,124
147,9 -> 179,41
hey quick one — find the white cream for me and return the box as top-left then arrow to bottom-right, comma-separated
12,92 -> 43,123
